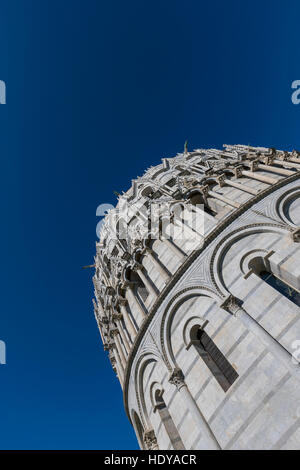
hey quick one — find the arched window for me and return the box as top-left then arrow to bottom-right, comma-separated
154,390 -> 184,450
191,326 -> 238,392
132,411 -> 145,449
259,271 -> 300,307
189,192 -> 216,217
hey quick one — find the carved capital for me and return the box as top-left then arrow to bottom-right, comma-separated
199,184 -> 209,197
112,313 -> 123,322
118,296 -> 128,307
106,286 -> 115,296
291,227 -> 300,243
110,328 -> 119,338
250,159 -> 259,172
220,294 -> 242,315
168,368 -> 185,390
262,155 -> 274,165
217,174 -> 226,187
143,429 -> 158,450
132,262 -> 143,273
234,165 -> 243,178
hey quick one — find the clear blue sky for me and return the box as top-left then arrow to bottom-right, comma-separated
0,0 -> 299,450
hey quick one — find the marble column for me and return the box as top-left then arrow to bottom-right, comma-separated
208,190 -> 241,209
273,159 -> 300,170
119,298 -> 138,340
112,330 -> 127,367
220,295 -> 300,381
113,313 -> 130,353
223,178 -> 259,196
168,368 -> 221,450
145,247 -> 170,282
112,345 -> 124,382
241,170 -> 277,185
164,238 -> 186,260
127,285 -> 147,319
257,163 -> 294,176
135,265 -> 158,298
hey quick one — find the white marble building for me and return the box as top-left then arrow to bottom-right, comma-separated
93,144 -> 300,450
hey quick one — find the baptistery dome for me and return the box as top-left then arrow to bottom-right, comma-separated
93,144 -> 300,450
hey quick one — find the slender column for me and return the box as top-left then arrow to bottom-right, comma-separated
127,285 -> 147,318
97,322 -> 105,345
145,247 -> 170,282
183,206 -> 206,236
112,330 -> 127,367
241,170 -> 277,185
193,204 -> 216,223
96,299 -> 106,317
123,323 -> 133,347
164,238 -> 186,260
273,159 -> 300,170
168,368 -> 221,450
289,155 -> 300,164
112,346 -> 124,382
135,265 -> 158,298
257,163 -> 294,176
223,178 -> 259,196
190,165 -> 205,175
208,190 -> 241,209
113,313 -> 130,353
119,299 -> 138,340
173,216 -> 203,242
220,295 -> 300,381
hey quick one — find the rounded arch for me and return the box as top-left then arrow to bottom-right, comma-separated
239,248 -> 269,275
149,381 -> 164,409
276,186 -> 300,227
134,351 -> 164,430
131,410 -> 145,449
210,223 -> 291,297
159,287 -> 221,370
182,316 -> 209,347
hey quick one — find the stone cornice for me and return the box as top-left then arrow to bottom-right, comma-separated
122,170 -> 300,423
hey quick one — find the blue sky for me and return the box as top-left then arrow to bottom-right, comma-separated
0,0 -> 299,449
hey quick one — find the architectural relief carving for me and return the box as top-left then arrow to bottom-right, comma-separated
168,368 -> 185,390
143,429 -> 159,450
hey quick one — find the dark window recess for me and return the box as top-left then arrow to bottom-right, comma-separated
166,178 -> 176,188
195,329 -> 238,392
152,190 -> 162,199
260,271 -> 300,307
129,270 -> 149,303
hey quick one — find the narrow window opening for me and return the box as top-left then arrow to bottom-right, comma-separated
192,327 -> 238,392
189,193 -> 217,217
259,271 -> 300,307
